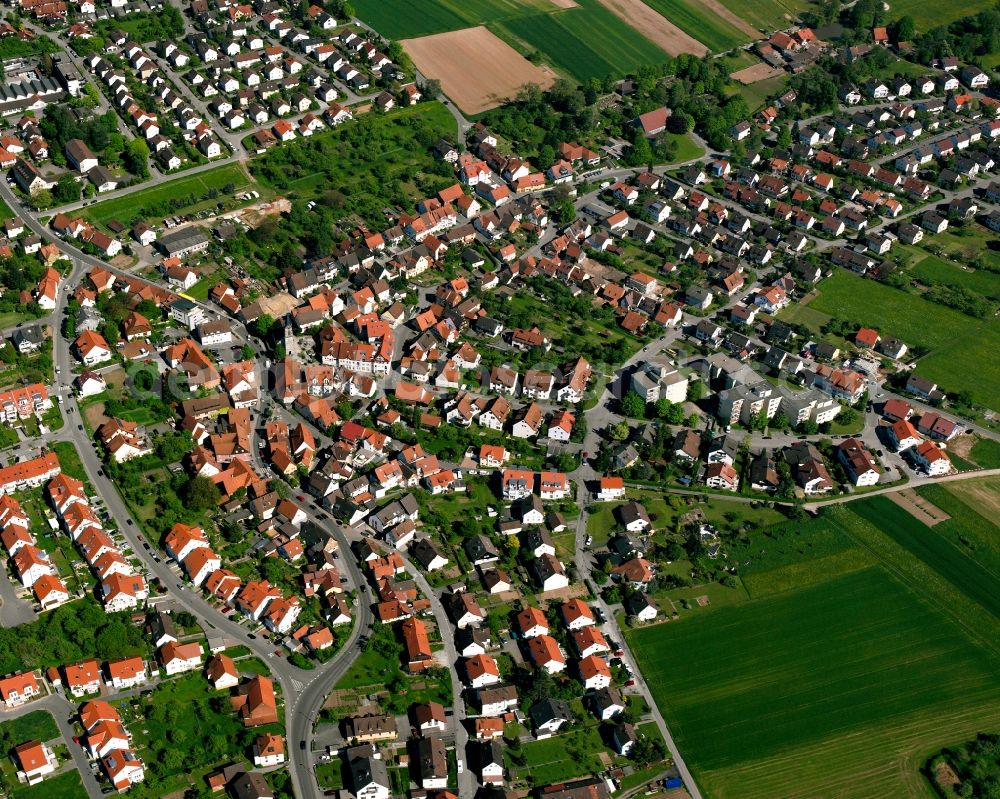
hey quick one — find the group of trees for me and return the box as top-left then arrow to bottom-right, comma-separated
0,600 -> 147,675
480,55 -> 748,166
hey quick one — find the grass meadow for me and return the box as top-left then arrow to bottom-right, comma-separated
627,495 -> 1000,799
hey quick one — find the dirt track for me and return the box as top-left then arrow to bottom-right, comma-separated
731,63 -> 785,84
886,489 -> 950,526
595,0 -> 708,56
402,27 -> 557,115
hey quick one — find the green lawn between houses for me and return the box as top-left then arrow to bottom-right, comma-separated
797,270 -> 1000,411
8,770 -> 87,799
627,497 -> 1000,799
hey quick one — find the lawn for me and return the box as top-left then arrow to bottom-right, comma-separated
495,0 -> 669,81
643,0 -> 751,51
805,270 -> 1000,410
0,710 -> 59,743
887,0 -> 996,31
663,132 -> 704,164
715,0 -> 810,32
50,441 -> 89,484
119,673 -> 254,795
84,163 -> 253,228
587,490 -> 787,545
0,199 -> 14,221
628,566 -> 1000,799
10,770 -> 87,799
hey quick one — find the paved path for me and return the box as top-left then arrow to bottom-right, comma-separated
0,565 -> 38,628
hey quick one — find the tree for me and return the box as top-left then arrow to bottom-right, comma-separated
54,173 -> 80,203
182,476 -> 221,511
420,78 -> 441,99
893,14 -> 915,41
627,129 -> 652,167
124,138 -> 150,179
621,391 -> 646,418
255,314 -> 274,339
609,422 -> 630,441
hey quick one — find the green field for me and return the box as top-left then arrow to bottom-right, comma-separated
628,494 -> 1000,799
887,0 -> 997,31
715,0 -> 809,32
969,438 -> 1000,468
909,253 -> 1000,300
497,0 -> 669,80
916,480 -> 1000,586
644,0 -> 750,51
805,270 -> 1000,410
83,163 -> 253,228
355,0 -> 671,80
352,0 -> 553,38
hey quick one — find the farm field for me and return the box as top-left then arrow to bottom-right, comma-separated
593,0 -> 708,57
629,564 -> 1000,799
402,27 -> 557,114
804,270 -> 1000,411
628,495 -> 1000,799
496,0 -> 671,80
642,0 -> 752,51
83,162 -> 254,228
715,0 -> 810,32
916,480 -> 1000,586
352,0 -> 554,39
850,496 -> 1000,619
356,0 -> 687,80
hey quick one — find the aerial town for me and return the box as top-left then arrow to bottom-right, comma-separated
0,0 -> 995,798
